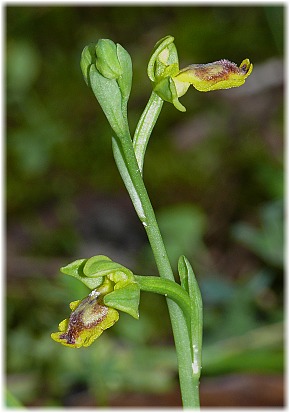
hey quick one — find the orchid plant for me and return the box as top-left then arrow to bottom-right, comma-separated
51,35 -> 252,408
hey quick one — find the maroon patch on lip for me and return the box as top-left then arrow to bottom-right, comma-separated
189,59 -> 240,82
60,299 -> 108,345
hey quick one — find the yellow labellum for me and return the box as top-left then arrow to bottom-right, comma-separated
51,290 -> 119,348
173,59 -> 253,93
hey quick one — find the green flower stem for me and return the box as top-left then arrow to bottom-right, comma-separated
133,91 -> 164,173
114,133 -> 199,408
134,275 -> 191,328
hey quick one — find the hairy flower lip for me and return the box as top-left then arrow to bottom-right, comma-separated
58,291 -> 107,345
51,289 -> 119,348
173,58 -> 253,93
176,59 -> 252,81
59,303 -> 108,345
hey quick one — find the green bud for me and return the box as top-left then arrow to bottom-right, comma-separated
80,39 -> 132,139
95,39 -> 122,79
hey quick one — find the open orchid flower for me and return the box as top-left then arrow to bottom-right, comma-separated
148,36 -> 253,112
51,255 -> 140,348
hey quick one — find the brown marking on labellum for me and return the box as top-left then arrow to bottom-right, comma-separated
60,291 -> 108,345
188,59 -> 241,82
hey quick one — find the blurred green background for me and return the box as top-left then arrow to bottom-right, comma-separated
6,5 -> 284,407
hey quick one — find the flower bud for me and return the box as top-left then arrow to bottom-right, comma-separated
80,39 -> 132,139
95,39 -> 122,79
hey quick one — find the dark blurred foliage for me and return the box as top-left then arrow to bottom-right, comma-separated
6,5 -> 284,408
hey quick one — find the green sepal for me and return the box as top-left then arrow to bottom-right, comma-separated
104,282 -> 140,319
60,259 -> 104,290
